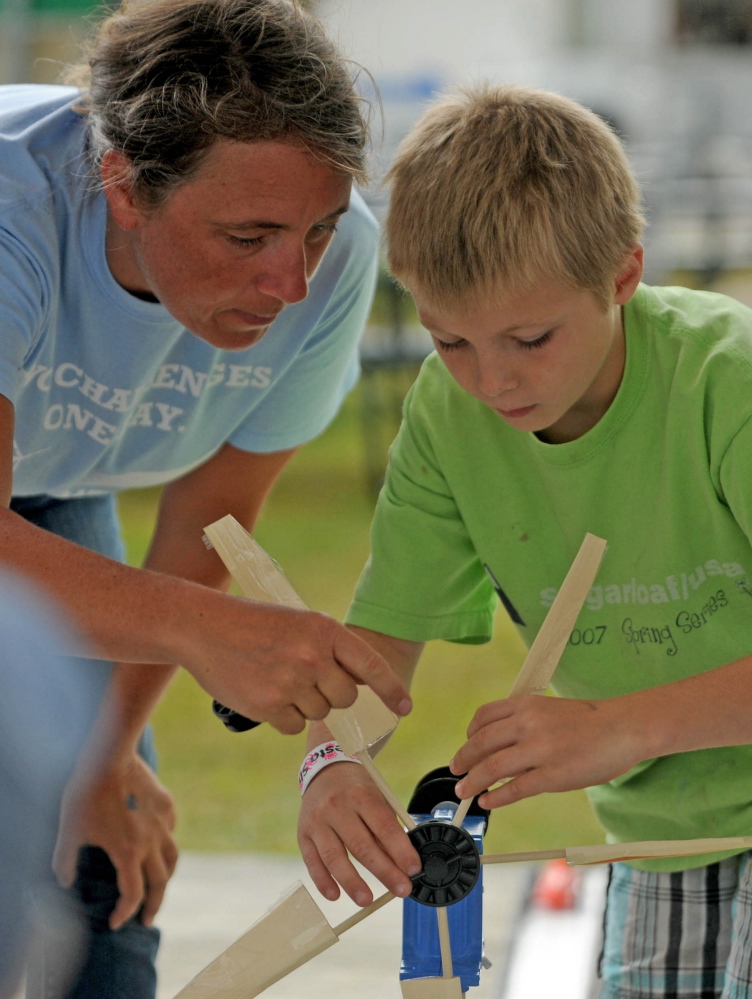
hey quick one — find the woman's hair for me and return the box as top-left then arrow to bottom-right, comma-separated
386,83 -> 646,310
67,0 -> 369,206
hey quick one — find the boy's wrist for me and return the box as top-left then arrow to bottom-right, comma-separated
613,687 -> 682,762
298,741 -> 361,795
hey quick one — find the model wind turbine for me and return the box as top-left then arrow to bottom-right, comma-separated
173,520 -> 752,998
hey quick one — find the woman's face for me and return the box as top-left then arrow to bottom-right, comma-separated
104,139 -> 352,350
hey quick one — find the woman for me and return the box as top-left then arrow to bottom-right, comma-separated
0,1 -> 411,995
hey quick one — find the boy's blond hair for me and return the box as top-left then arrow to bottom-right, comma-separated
386,84 -> 645,310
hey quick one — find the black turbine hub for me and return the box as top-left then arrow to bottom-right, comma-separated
408,820 -> 481,907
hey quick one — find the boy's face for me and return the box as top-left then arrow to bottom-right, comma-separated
412,250 -> 642,444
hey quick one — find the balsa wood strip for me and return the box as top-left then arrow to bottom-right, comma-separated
567,836 -> 752,866
332,890 -> 395,935
452,533 -> 608,828
508,533 -> 607,697
436,907 -> 454,978
481,837 -> 752,868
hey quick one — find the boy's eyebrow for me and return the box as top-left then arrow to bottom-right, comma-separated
215,204 -> 350,231
419,315 -> 549,336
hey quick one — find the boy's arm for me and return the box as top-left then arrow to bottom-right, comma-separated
298,626 -> 424,907
451,653 -> 752,808
53,441 -> 298,930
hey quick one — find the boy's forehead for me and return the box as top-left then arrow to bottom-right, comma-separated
411,281 -> 578,333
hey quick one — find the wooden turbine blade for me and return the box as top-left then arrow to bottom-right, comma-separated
203,514 -> 307,610
172,886 -> 394,998
452,532 -> 607,828
172,883 -> 336,999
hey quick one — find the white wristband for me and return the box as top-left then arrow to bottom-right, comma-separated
298,740 -> 361,796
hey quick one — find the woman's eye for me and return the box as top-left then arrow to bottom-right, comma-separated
519,330 -> 553,350
227,234 -> 264,247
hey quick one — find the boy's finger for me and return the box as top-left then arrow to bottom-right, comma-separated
312,825 -> 375,906
367,811 -> 422,878
339,827 -> 414,903
452,721 -> 517,775
465,699 -> 513,738
478,769 -> 538,810
332,628 -> 412,717
299,835 -> 342,902
455,749 -> 526,799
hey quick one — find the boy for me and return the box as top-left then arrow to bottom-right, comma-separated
298,85 -> 752,998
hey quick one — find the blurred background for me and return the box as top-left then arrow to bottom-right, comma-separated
2,0 -> 752,860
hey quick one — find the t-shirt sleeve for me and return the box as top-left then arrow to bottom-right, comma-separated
227,212 -> 378,454
718,413 -> 752,543
346,380 -> 496,644
0,226 -> 47,404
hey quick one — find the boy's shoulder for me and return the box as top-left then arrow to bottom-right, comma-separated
633,283 -> 752,359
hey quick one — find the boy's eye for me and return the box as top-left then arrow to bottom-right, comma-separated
518,330 -> 553,350
434,338 -> 465,352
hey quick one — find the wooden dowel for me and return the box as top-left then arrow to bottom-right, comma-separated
436,907 -> 453,979
451,797 -> 472,828
481,849 -> 566,866
332,890 -> 395,936
508,533 -> 607,698
452,533 -> 607,829
567,836 -> 752,866
480,837 -> 752,868
357,751 -> 417,830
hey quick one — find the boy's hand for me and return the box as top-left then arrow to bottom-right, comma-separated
298,763 -> 421,907
450,695 -> 644,809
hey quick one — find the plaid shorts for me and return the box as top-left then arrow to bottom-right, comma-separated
599,854 -> 752,999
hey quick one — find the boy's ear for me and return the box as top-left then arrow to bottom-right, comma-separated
613,244 -> 644,305
101,150 -> 143,231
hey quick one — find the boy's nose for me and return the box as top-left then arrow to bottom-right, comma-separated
477,363 -> 518,399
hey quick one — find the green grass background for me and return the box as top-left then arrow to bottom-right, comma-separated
117,378 -> 603,857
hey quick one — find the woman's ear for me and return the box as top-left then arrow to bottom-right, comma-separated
613,244 -> 644,306
101,150 -> 142,231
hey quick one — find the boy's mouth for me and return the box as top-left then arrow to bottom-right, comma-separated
497,404 -> 537,419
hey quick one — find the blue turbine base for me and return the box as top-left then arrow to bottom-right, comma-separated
400,813 -> 485,992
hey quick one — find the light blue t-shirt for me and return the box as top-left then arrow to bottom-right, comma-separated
0,85 -> 378,497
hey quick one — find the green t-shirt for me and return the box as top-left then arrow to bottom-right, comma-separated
347,283 -> 752,870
